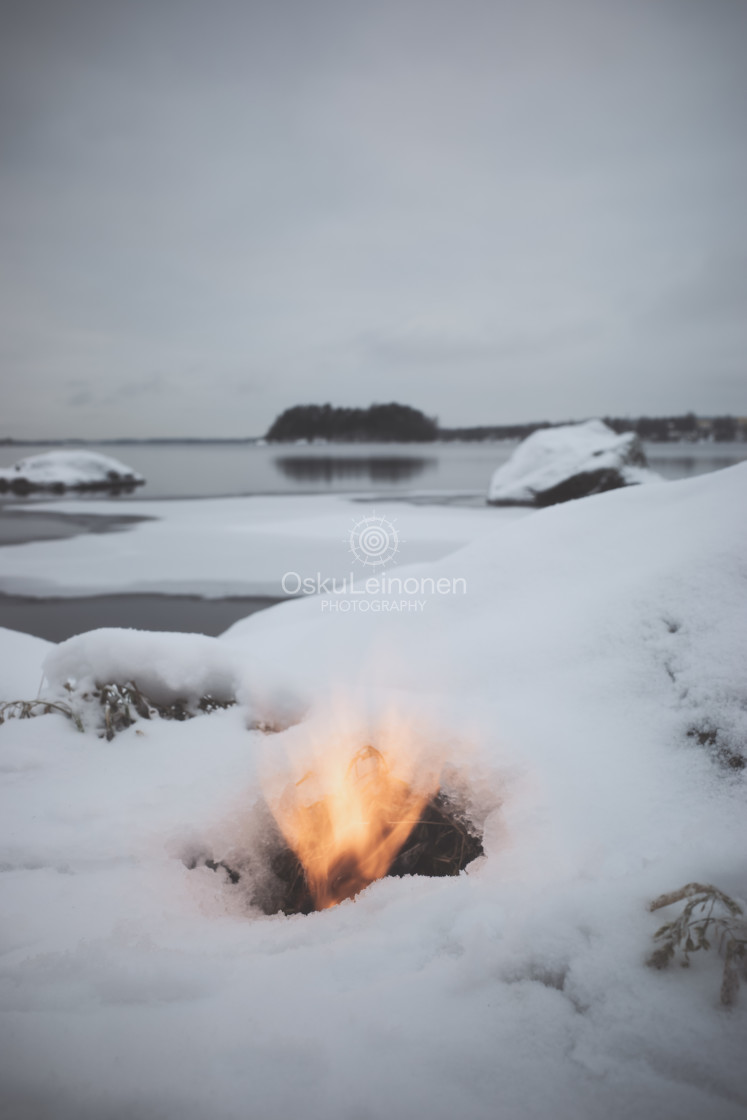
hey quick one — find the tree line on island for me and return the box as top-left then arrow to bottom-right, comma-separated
2,406 -> 742,447
265,403 -> 439,443
265,404 -> 746,444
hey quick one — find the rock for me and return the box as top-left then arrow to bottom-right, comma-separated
0,450 -> 145,493
487,420 -> 661,506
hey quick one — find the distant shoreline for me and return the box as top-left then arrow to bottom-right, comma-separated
2,432 -> 746,447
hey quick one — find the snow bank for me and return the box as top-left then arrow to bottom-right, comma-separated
487,419 -> 661,505
0,466 -> 746,1120
0,627 -> 51,700
44,628 -> 240,709
0,450 -> 144,492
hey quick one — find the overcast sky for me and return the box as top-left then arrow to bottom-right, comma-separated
1,0 -> 745,438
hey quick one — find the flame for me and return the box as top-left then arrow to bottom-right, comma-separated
264,711 -> 440,910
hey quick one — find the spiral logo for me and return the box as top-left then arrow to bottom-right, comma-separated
348,514 -> 399,567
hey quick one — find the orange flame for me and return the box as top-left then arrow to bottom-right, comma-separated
265,715 -> 440,910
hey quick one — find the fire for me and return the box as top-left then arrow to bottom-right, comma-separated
264,712 -> 440,910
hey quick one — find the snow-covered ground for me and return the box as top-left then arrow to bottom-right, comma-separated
0,494 -> 529,598
1,467 -> 746,1120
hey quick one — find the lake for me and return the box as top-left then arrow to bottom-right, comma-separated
1,440 -> 745,642
1,440 -> 745,501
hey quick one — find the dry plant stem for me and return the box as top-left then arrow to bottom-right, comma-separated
0,699 -> 83,731
650,883 -> 741,915
1,683 -> 236,741
648,882 -> 747,1007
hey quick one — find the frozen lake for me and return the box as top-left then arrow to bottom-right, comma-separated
1,439 -> 745,501
1,441 -> 745,641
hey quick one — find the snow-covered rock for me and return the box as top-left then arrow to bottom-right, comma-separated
487,419 -> 660,506
0,450 -> 144,492
44,628 -> 240,709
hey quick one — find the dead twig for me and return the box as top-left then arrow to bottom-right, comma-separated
647,882 -> 747,1006
0,699 -> 83,732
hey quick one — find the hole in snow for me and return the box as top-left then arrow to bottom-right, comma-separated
184,786 -> 485,916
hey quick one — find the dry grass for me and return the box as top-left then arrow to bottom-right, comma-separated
648,882 -> 747,1006
0,682 -> 235,741
0,698 -> 83,732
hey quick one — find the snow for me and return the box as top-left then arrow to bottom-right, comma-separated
0,450 -> 144,491
1,465 -> 746,1119
0,627 -> 51,700
45,629 -> 241,710
487,419 -> 661,504
0,494 -> 529,598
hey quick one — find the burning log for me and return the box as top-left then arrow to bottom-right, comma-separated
190,780 -> 484,917
267,788 -> 484,915
189,719 -> 485,915
267,745 -> 438,910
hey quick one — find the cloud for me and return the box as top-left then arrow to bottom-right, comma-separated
65,382 -> 95,408
357,321 -> 596,367
642,253 -> 747,329
0,0 -> 746,436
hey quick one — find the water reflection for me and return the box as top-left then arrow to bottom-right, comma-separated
274,455 -> 436,484
0,479 -> 142,497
